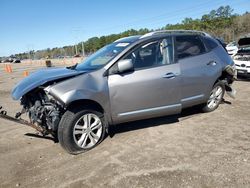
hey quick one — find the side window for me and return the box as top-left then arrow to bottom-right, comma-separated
123,37 -> 174,70
202,36 -> 218,51
176,35 -> 206,59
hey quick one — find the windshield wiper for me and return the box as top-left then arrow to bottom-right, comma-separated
66,63 -> 78,70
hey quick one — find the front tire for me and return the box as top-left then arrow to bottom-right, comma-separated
202,81 -> 225,113
58,106 -> 106,154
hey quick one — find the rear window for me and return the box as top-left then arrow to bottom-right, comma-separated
202,36 -> 218,51
176,35 -> 206,59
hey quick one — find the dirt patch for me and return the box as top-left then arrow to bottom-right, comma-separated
0,64 -> 250,187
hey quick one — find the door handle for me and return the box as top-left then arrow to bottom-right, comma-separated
163,72 -> 177,79
207,61 -> 217,66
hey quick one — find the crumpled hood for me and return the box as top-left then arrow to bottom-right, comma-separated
12,67 -> 87,100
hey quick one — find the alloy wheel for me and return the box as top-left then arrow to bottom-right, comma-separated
207,85 -> 223,109
73,113 -> 102,149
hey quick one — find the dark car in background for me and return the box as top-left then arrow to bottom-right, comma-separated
13,59 -> 21,63
3,58 -> 14,63
0,58 -> 21,63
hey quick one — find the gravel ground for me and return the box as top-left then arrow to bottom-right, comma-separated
0,63 -> 250,188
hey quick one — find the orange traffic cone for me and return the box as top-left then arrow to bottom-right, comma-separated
5,64 -> 11,73
8,65 -> 13,73
23,71 -> 29,77
4,64 -> 8,72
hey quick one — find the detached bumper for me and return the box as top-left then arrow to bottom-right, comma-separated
223,65 -> 237,99
0,106 -> 47,134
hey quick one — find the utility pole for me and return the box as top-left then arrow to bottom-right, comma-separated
81,42 -> 85,57
71,27 -> 85,56
72,46 -> 74,56
27,44 -> 34,60
232,29 -> 235,42
75,44 -> 78,55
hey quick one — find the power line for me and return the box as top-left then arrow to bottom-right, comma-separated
137,0 -> 249,28
86,0 -> 231,32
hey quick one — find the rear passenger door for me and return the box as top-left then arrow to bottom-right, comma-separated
176,35 -> 221,108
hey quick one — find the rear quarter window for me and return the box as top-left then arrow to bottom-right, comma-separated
176,35 -> 206,59
202,36 -> 218,51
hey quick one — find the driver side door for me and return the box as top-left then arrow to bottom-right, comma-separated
108,37 -> 182,124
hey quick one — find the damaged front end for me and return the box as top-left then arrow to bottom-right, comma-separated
0,106 -> 47,134
221,65 -> 237,99
0,87 -> 64,137
21,88 -> 63,135
0,67 -> 86,137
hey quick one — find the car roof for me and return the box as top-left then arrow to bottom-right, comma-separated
114,30 -> 211,45
140,30 -> 210,38
114,35 -> 142,43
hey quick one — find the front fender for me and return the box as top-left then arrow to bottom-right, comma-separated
54,89 -> 108,108
46,69 -> 111,120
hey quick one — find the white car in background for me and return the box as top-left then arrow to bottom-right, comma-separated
233,37 -> 250,78
226,41 -> 238,56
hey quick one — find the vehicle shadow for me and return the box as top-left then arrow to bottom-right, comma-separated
109,100 -> 232,138
24,133 -> 58,142
109,106 -> 201,138
236,76 -> 250,82
221,98 -> 232,105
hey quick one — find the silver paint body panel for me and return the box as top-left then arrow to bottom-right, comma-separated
12,32 -> 233,125
108,63 -> 181,124
12,67 -> 86,100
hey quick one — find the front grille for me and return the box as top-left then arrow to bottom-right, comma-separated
235,64 -> 250,68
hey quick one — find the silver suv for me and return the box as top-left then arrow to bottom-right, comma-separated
9,30 -> 236,154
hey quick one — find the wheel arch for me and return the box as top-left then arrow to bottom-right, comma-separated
66,99 -> 104,114
214,68 -> 234,91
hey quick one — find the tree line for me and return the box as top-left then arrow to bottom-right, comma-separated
5,5 -> 250,60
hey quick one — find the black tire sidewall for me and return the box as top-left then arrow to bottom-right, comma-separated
58,108 -> 105,154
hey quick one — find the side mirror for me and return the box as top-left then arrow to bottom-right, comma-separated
117,59 -> 134,73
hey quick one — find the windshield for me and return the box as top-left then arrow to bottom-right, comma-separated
76,42 -> 130,70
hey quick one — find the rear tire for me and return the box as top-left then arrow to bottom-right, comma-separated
202,81 -> 225,113
58,106 -> 106,154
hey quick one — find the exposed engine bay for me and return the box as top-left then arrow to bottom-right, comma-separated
233,54 -> 250,61
18,88 -> 63,136
0,66 -> 87,138
0,86 -> 64,138
233,38 -> 250,77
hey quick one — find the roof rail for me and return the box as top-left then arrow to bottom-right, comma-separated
114,35 -> 141,43
140,30 -> 210,39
